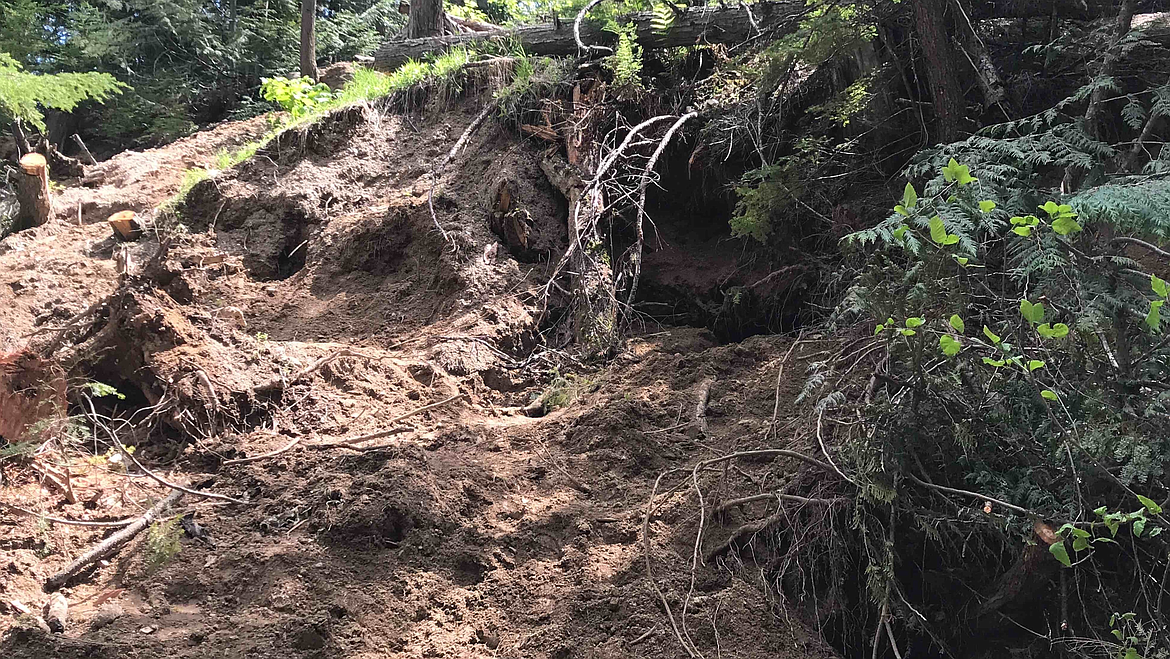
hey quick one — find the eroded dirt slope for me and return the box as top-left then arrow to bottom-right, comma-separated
0,98 -> 838,659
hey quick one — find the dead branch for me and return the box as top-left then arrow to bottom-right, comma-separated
691,376 -> 715,438
628,112 -> 698,306
307,393 -> 465,449
44,489 -> 184,592
712,492 -> 850,514
643,469 -> 705,659
704,509 -> 786,562
255,348 -> 380,394
429,101 -> 499,247
907,473 -> 1038,517
222,434 -> 305,466
575,0 -> 613,54
71,134 -> 97,166
767,338 -> 803,441
1112,236 -> 1170,260
816,408 -> 857,485
0,501 -> 136,528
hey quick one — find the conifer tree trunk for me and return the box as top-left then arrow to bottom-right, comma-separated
300,0 -> 319,81
1084,0 -> 1137,139
408,0 -> 447,38
914,0 -> 967,142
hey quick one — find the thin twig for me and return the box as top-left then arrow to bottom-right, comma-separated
816,408 -> 857,485
307,393 -> 465,449
712,492 -> 849,514
222,434 -> 305,465
907,473 -> 1037,517
0,501 -> 135,528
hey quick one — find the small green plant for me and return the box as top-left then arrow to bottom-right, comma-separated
145,516 -> 183,569
255,332 -> 269,343
539,369 -> 597,412
86,381 -> 125,400
604,22 -> 643,89
260,76 -> 337,121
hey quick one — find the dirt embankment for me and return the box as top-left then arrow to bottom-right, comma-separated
0,98 -> 837,659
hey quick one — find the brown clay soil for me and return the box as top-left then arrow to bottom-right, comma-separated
0,96 -> 842,659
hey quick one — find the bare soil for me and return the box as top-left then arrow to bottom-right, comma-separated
0,97 -> 839,659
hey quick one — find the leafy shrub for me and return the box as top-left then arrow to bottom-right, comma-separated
0,52 -> 127,131
260,76 -> 337,120
145,516 -> 183,569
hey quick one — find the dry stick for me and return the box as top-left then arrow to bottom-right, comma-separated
429,101 -> 499,246
627,112 -> 698,306
1111,236 -> 1170,260
221,435 -> 305,466
871,596 -> 889,659
767,338 -> 803,441
307,393 -> 466,449
704,509 -> 786,563
71,134 -> 97,165
816,408 -> 857,485
643,469 -> 705,659
0,501 -> 136,528
692,377 -> 715,438
81,397 -> 247,505
574,0 -> 614,54
44,489 -> 184,592
907,473 -> 1037,517
712,492 -> 849,514
256,348 -> 379,393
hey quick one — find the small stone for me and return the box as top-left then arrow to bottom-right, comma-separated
140,625 -> 155,634
90,603 -> 124,630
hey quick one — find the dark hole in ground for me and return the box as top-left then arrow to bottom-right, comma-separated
630,148 -> 813,343
275,228 -> 308,280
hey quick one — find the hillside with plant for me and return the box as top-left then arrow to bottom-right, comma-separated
2,1 -> 1170,658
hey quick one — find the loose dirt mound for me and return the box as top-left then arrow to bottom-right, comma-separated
0,98 -> 838,659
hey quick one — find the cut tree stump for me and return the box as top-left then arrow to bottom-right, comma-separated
14,152 -> 51,232
107,210 -> 143,241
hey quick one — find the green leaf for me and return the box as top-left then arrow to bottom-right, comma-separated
1051,214 -> 1083,235
978,200 -> 996,213
902,182 -> 918,209
1027,360 -> 1045,372
1150,526 -> 1163,537
955,256 -> 970,266
982,357 -> 1006,367
894,205 -> 909,217
1147,299 -> 1164,331
1037,323 -> 1070,339
1123,647 -> 1142,659
1153,274 -> 1168,299
1040,201 -> 1060,216
874,324 -> 885,335
1137,494 -> 1163,514
1019,300 -> 1045,324
943,158 -> 959,182
900,329 -> 916,336
1011,226 -> 1033,237
929,216 -> 949,244
1049,542 -> 1071,567
949,314 -> 965,333
905,317 -> 925,328
1072,536 -> 1090,552
983,326 -> 1001,344
892,225 -> 908,240
942,158 -> 976,186
940,234 -> 960,245
939,335 -> 962,357
1041,389 -> 1059,401
1134,517 -> 1146,537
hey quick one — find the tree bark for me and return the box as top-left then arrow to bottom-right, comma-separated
1084,0 -> 1138,140
11,118 -> 30,157
14,153 -> 51,232
300,0 -> 319,81
375,3 -> 806,71
408,0 -> 447,38
913,0 -> 968,143
952,0 -> 1006,108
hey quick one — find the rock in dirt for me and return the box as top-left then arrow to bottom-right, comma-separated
90,603 -> 124,630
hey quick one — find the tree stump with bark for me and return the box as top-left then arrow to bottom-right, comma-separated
14,152 -> 52,232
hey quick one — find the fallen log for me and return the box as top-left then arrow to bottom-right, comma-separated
44,489 -> 184,592
374,3 -> 808,71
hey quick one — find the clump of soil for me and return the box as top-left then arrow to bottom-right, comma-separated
0,96 -> 838,659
